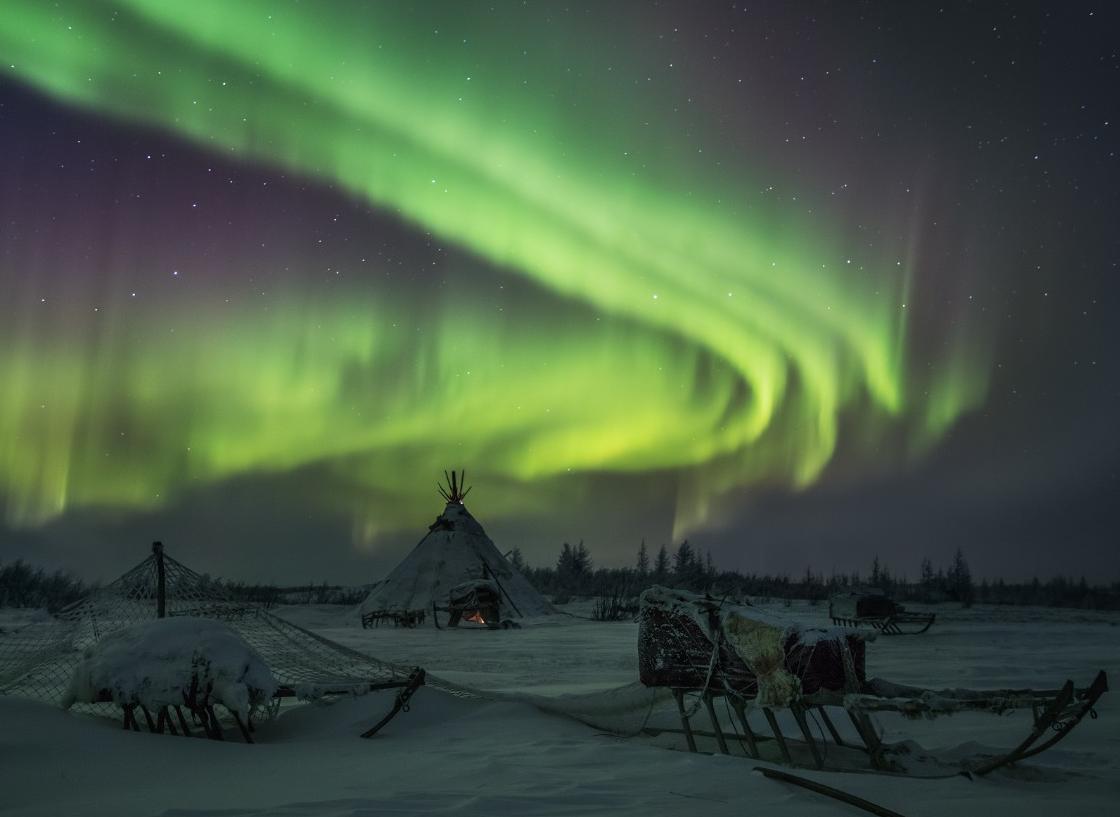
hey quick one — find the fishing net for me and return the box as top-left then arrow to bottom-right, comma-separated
0,545 -> 411,714
498,586 -> 869,739
430,587 -> 869,741
1,557 -> 857,744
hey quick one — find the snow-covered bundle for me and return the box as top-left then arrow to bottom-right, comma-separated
64,617 -> 277,718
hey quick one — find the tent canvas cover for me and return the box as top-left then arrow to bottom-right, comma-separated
361,500 -> 554,622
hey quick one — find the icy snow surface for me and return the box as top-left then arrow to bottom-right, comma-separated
1,599 -> 1118,816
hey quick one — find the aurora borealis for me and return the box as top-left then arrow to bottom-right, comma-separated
1,2 -> 1117,581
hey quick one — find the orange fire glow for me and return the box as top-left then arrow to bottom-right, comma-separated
464,611 -> 486,625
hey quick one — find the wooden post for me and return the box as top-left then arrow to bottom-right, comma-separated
673,689 -> 698,753
730,699 -> 759,758
703,693 -> 730,755
153,541 -> 166,618
848,710 -> 886,770
791,704 -> 824,769
140,705 -> 157,732
816,706 -> 846,747
763,708 -> 793,765
174,706 -> 192,737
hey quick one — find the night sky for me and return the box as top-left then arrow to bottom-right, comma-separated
0,2 -> 1117,584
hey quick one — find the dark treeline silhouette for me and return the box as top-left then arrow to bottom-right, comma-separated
0,559 -> 366,613
221,580 -> 366,607
520,541 -> 1120,612
0,559 -> 91,613
3,546 -> 1118,614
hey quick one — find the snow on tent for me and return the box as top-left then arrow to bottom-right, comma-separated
360,471 -> 554,629
0,542 -> 422,738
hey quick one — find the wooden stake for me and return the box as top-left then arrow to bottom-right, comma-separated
817,706 -> 846,747
673,689 -> 698,753
232,711 -> 254,743
730,699 -> 760,758
791,704 -> 824,769
703,693 -> 730,755
174,706 -> 192,737
153,541 -> 166,619
763,708 -> 792,764
140,705 -> 157,732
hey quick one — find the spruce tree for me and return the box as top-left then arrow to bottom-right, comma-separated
653,545 -> 670,584
636,540 -> 650,577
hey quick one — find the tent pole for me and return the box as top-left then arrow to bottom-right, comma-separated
481,559 -> 523,618
153,541 -> 166,618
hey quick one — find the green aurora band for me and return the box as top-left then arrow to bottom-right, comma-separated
0,1 -> 989,541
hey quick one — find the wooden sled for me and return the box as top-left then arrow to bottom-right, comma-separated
101,668 -> 429,744
643,671 -> 1107,777
829,592 -> 935,635
99,672 -> 261,743
828,611 -> 936,635
638,587 -> 1108,776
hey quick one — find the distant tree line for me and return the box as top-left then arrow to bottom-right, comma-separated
0,559 -> 369,613
221,580 -> 366,607
511,541 -> 1120,612
3,546 -> 1118,614
0,559 -> 90,613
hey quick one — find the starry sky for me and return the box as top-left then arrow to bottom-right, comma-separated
0,1 -> 1117,584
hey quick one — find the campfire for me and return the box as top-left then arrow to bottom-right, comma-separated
447,579 -> 501,628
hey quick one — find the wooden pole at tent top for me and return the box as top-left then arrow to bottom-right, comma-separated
153,541 -> 166,618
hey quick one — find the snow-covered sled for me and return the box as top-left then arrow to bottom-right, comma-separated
828,590 -> 936,635
637,587 -> 1107,776
64,617 -> 276,742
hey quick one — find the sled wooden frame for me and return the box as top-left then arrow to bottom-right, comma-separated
360,666 -> 426,738
361,609 -> 426,629
645,669 -> 1108,777
829,611 -> 936,635
118,699 -> 256,742
98,671 -> 428,743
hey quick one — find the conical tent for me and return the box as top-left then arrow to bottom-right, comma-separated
0,543 -> 410,709
361,477 -> 554,624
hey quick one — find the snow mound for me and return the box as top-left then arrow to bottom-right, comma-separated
63,617 -> 277,718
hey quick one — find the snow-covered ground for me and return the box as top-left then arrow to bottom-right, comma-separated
2,600 -> 1118,816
